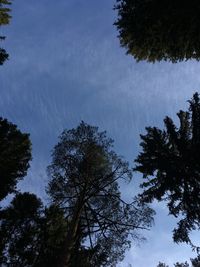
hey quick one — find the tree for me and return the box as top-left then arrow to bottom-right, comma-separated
156,263 -> 169,267
47,121 -> 154,267
156,262 -> 189,267
114,0 -> 200,62
174,263 -> 190,267
0,192 -> 43,266
34,204 -> 68,267
191,256 -> 200,267
0,0 -> 11,65
0,117 -> 32,202
134,93 -> 200,248
0,193 -> 71,267
156,256 -> 200,267
0,195 -> 111,267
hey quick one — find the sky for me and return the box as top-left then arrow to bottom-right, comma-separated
1,0 -> 200,266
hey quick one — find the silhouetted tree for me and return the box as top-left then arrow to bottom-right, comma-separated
157,263 -> 169,267
157,263 -> 190,267
135,93 -> 200,249
174,264 -> 190,267
191,255 -> 200,267
0,194 -> 68,267
34,204 -> 68,267
0,192 -> 43,266
35,205 -> 108,267
47,121 -> 154,267
114,0 -> 200,62
156,256 -> 200,267
0,117 -> 31,202
0,0 -> 11,65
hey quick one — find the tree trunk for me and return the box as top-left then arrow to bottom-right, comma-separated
58,193 -> 85,267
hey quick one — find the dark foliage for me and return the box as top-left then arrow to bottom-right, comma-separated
0,193 -> 43,266
157,255 -> 200,267
114,0 -> 200,62
0,117 -> 31,202
47,121 -> 154,267
0,197 -> 71,267
0,0 -> 11,65
191,256 -> 200,267
0,45 -> 8,65
157,263 -> 170,267
35,205 -> 108,267
135,93 -> 200,249
34,205 -> 68,267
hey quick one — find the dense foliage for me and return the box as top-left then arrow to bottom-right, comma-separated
0,0 -> 11,64
0,193 -> 69,267
114,0 -> 200,62
135,93 -> 200,248
47,121 -> 154,267
157,255 -> 200,267
0,193 -> 43,266
0,117 -> 31,202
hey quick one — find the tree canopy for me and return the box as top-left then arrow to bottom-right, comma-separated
0,192 -> 72,267
0,117 -> 32,202
0,0 -> 11,65
0,195 -> 116,267
0,192 -> 43,266
47,121 -> 154,267
156,255 -> 200,267
114,0 -> 200,62
135,93 -> 200,248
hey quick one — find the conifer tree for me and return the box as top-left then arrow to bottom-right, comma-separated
47,121 -> 154,267
115,0 -> 200,62
0,117 -> 31,202
135,93 -> 200,248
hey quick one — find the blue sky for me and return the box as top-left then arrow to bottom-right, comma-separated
1,0 -> 200,266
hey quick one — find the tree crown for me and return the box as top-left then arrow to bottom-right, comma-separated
135,93 -> 200,248
114,0 -> 200,62
47,121 -> 154,266
0,117 -> 32,202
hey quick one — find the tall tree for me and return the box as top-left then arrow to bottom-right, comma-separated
0,117 -> 31,202
0,196 -> 111,267
47,121 -> 154,267
134,93 -> 200,249
0,0 -> 11,65
0,192 -> 43,266
0,194 -> 71,267
114,0 -> 200,62
34,204 -> 68,267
